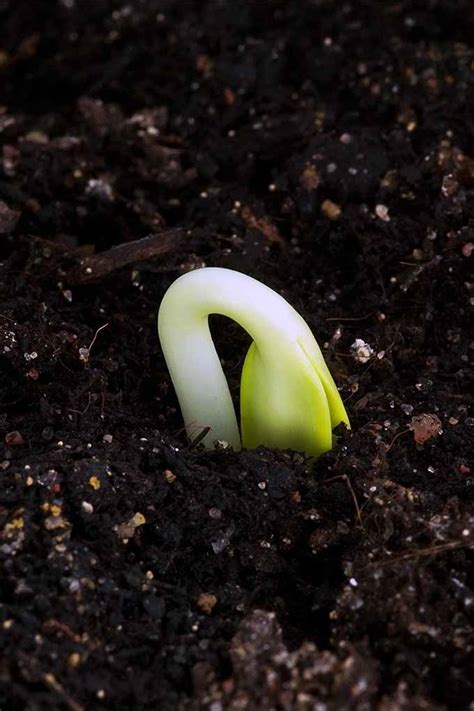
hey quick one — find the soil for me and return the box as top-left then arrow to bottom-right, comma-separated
0,1 -> 473,709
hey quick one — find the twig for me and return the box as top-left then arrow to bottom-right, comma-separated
68,392 -> 92,416
43,672 -> 84,711
365,539 -> 471,570
386,427 -> 411,452
78,322 -> 109,364
326,312 -> 375,322
321,474 -> 364,529
344,474 -> 364,529
88,322 -> 109,353
189,426 -> 211,449
66,228 -> 183,284
42,619 -> 84,644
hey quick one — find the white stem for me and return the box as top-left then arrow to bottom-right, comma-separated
158,267 -> 338,450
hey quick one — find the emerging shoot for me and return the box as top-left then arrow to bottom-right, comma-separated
158,267 -> 349,457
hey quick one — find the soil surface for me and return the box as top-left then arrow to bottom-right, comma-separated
0,1 -> 473,709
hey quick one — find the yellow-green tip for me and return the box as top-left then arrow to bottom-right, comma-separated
158,267 -> 349,457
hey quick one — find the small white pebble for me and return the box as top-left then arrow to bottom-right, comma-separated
351,338 -> 374,364
375,204 -> 390,222
79,347 -> 90,363
86,179 -> 114,201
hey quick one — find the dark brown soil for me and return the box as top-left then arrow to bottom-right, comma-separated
0,1 -> 473,709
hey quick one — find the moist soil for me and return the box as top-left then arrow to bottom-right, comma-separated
0,1 -> 473,709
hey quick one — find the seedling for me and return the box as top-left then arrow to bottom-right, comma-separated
158,267 -> 349,457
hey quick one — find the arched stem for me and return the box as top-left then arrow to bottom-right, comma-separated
158,267 -> 348,453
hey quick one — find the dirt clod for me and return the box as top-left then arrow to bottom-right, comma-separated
196,593 -> 218,615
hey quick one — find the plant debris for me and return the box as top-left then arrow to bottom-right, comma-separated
409,413 -> 443,445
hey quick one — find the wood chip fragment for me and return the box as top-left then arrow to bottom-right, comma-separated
196,592 -> 217,614
321,199 -> 341,220
163,469 -> 177,483
66,229 -> 183,284
300,164 -> 320,191
409,414 -> 442,444
114,512 -> 146,541
5,431 -> 24,445
224,87 -> 235,106
240,206 -> 284,243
